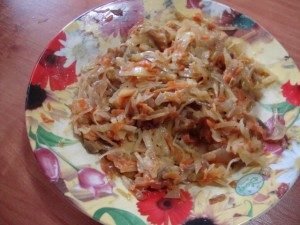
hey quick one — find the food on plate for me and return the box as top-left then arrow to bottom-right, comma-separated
71,11 -> 277,196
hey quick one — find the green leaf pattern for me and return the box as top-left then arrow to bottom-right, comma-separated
245,200 -> 253,217
29,125 -> 77,148
93,207 -> 146,225
262,102 -> 295,115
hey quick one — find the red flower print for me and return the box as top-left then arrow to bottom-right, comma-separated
31,31 -> 77,91
137,190 -> 193,225
282,81 -> 300,106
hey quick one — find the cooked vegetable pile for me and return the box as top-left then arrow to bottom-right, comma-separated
72,12 -> 275,196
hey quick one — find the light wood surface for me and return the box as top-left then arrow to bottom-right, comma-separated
0,0 -> 299,224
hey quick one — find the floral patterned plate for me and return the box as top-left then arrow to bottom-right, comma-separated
25,0 -> 300,224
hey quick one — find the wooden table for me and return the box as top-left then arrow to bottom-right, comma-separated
0,0 -> 299,224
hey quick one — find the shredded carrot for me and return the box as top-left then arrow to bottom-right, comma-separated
83,130 -> 98,141
206,118 -> 216,128
78,99 -> 88,110
99,54 -> 112,67
111,122 -> 125,133
224,66 -> 243,84
137,103 -> 154,115
193,12 -> 203,23
111,109 -> 125,116
201,34 -> 210,40
178,64 -> 185,71
182,133 -> 197,145
207,22 -> 216,30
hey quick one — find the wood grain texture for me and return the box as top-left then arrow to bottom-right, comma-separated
0,0 -> 299,225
